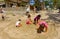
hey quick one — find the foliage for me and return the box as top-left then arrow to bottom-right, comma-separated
20,1 -> 27,6
34,0 -> 40,7
56,0 -> 60,7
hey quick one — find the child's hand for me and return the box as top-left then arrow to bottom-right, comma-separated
44,31 -> 47,33
20,24 -> 22,26
44,29 -> 48,32
35,28 -> 39,30
19,24 -> 22,27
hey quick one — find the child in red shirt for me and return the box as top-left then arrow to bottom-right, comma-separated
26,14 -> 32,25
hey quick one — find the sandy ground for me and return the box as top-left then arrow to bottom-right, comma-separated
0,10 -> 60,39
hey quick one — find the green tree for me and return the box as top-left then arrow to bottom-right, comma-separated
34,0 -> 40,7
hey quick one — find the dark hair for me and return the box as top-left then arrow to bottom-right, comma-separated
39,23 -> 45,29
18,19 -> 21,21
37,23 -> 45,33
37,14 -> 41,18
28,14 -> 31,18
36,14 -> 41,20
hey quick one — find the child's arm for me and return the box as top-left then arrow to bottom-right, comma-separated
36,19 -> 37,25
45,24 -> 48,32
20,24 -> 22,26
29,18 -> 32,24
45,23 -> 48,32
30,19 -> 32,22
36,23 -> 39,29
19,23 -> 22,27
43,21 -> 48,32
45,27 -> 48,32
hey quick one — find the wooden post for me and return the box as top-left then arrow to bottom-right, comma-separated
4,0 -> 10,7
40,2 -> 45,10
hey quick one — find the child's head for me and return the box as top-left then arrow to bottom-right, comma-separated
40,23 -> 45,27
39,23 -> 45,29
18,19 -> 21,21
36,14 -> 41,20
37,14 -> 41,18
27,14 -> 31,18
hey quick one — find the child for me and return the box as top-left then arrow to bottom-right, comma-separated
26,14 -> 32,25
37,19 -> 48,33
0,8 -> 3,13
33,14 -> 41,25
26,6 -> 30,16
0,8 -> 5,20
16,19 -> 22,27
